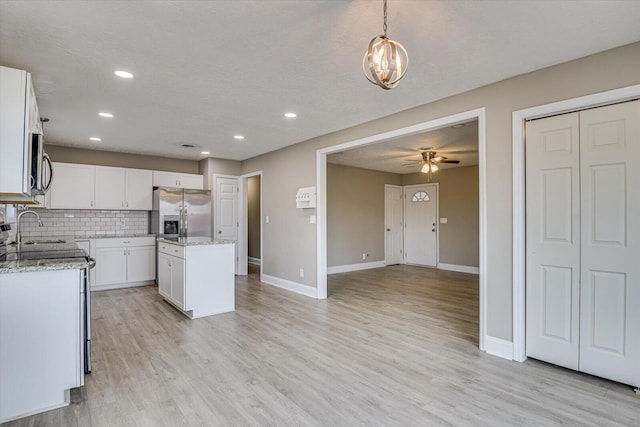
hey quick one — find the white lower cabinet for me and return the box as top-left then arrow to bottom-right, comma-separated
157,240 -> 234,318
93,237 -> 155,290
0,269 -> 83,423
158,252 -> 185,310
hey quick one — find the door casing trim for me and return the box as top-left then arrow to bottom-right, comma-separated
512,84 -> 640,362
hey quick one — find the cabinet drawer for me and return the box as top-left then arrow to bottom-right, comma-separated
158,242 -> 185,258
95,236 -> 155,248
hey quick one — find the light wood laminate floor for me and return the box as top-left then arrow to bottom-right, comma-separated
5,265 -> 639,426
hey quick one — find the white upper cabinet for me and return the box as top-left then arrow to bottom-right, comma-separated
95,166 -> 127,209
48,163 -> 96,209
0,66 -> 35,197
152,171 -> 203,189
94,166 -> 152,210
126,169 -> 153,210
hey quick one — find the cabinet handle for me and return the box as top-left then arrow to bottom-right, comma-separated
126,201 -> 129,208
91,200 -> 93,207
121,201 -> 124,207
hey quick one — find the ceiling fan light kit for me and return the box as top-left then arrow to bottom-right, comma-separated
363,0 -> 408,90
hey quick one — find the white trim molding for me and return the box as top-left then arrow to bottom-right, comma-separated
438,263 -> 480,275
327,261 -> 386,275
512,84 -> 640,363
248,257 -> 261,267
317,107 -> 488,351
261,274 -> 317,299
485,336 -> 514,361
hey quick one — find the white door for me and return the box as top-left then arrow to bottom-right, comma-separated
157,253 -> 171,299
578,100 -> 640,386
384,185 -> 403,265
525,112 -> 581,370
171,257 -> 186,310
49,163 -> 95,209
404,184 -> 438,267
215,177 -> 238,241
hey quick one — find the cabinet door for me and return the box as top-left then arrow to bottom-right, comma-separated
49,163 -> 95,209
157,253 -> 172,299
126,169 -> 153,210
127,246 -> 156,282
95,247 -> 127,286
95,166 -> 126,209
152,171 -> 180,188
178,174 -> 204,190
170,257 -> 186,310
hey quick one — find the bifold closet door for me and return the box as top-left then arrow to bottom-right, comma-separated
578,100 -> 640,387
525,112 -> 581,370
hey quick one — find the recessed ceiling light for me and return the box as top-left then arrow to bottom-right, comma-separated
90,137 -> 101,142
114,70 -> 134,79
234,135 -> 245,140
284,112 -> 297,118
201,151 -> 210,155
98,112 -> 114,118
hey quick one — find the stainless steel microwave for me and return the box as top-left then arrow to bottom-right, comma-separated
28,133 -> 53,196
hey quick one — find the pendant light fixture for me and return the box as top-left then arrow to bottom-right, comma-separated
363,0 -> 409,90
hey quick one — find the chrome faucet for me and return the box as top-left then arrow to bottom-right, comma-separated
16,210 -> 43,245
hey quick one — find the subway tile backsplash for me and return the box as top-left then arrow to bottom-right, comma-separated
18,210 -> 150,238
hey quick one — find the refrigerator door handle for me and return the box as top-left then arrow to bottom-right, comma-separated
183,206 -> 188,238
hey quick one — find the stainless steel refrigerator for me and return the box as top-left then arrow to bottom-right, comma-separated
151,187 -> 212,238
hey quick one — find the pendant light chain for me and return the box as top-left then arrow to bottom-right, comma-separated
383,0 -> 388,36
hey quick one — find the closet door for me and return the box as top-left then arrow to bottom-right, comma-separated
525,112 -> 581,370
579,100 -> 640,386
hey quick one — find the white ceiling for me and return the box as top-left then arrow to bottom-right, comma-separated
1,1 -> 639,161
328,120 -> 478,175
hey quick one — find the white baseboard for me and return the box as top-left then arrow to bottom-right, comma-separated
261,274 -> 317,299
90,281 -> 155,292
438,263 -> 480,275
485,336 -> 514,360
248,257 -> 261,266
327,260 -> 386,274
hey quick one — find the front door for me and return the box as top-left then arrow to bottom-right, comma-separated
404,184 -> 438,267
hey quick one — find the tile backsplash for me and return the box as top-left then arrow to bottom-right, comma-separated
17,209 -> 150,238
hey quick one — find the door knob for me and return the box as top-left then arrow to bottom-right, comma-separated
218,230 -> 222,234
386,228 -> 391,231
432,228 -> 436,232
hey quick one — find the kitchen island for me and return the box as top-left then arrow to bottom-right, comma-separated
0,239 -> 91,423
157,237 -> 235,319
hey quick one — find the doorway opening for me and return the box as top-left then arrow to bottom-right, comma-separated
237,171 -> 263,278
318,108 -> 487,350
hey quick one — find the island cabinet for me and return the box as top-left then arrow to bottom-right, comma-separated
157,239 -> 234,319
93,237 -> 155,291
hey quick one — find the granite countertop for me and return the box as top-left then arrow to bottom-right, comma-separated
158,237 -> 235,247
0,238 -> 90,274
77,233 -> 156,239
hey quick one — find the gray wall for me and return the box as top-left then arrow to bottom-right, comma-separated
198,157 -> 242,190
248,175 -> 261,259
241,42 -> 640,342
46,145 -> 199,173
327,163 -> 402,266
403,166 -> 479,268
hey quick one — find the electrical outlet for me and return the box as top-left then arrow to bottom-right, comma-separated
362,253 -> 366,260
265,215 -> 270,224
299,268 -> 304,278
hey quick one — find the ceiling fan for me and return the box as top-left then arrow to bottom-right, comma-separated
403,150 -> 460,181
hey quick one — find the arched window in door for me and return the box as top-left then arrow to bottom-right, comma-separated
411,191 -> 430,202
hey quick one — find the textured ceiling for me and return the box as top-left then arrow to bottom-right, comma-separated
1,1 -> 639,161
328,120 -> 478,175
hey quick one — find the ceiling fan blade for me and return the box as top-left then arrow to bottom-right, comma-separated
432,156 -> 446,162
438,159 -> 460,164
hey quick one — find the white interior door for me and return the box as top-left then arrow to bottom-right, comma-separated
525,112 -> 581,370
384,185 -> 403,265
404,184 -> 438,267
578,100 -> 640,386
215,176 -> 239,273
